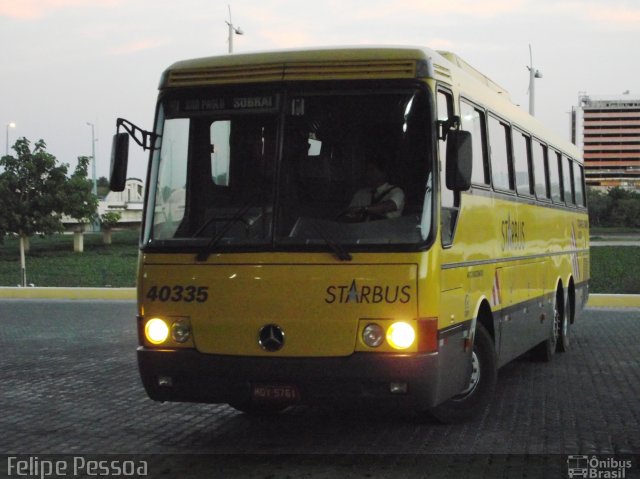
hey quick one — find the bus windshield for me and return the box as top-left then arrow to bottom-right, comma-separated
145,84 -> 434,252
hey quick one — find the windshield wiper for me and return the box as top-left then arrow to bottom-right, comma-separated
312,223 -> 352,262
195,204 -> 252,262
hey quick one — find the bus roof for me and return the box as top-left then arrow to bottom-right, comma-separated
161,46 -> 507,94
161,46 -> 435,87
160,45 -> 580,162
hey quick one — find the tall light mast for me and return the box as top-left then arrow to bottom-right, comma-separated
527,45 -> 543,116
226,5 -> 243,54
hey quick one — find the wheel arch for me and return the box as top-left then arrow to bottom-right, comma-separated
567,276 -> 576,324
472,297 -> 495,344
547,276 -> 565,324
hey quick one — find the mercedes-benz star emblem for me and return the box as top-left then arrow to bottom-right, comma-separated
258,324 -> 285,352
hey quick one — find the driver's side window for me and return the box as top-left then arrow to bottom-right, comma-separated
438,89 -> 459,246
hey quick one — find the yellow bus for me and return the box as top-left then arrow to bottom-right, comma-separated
110,46 -> 589,422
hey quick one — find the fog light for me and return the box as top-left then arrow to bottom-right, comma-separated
145,318 -> 169,345
362,323 -> 385,348
171,319 -> 191,343
386,322 -> 415,350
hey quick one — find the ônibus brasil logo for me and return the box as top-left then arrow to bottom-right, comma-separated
567,455 -> 633,478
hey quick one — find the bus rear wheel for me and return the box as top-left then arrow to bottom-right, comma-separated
532,290 -> 561,361
426,323 -> 497,423
557,295 -> 571,353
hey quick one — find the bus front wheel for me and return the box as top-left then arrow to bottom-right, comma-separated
425,323 -> 497,423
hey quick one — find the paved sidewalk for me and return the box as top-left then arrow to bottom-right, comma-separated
0,287 -> 135,300
591,241 -> 640,246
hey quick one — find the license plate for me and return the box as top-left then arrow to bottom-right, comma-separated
251,384 -> 301,402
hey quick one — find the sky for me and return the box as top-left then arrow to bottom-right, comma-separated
1,0 -> 639,181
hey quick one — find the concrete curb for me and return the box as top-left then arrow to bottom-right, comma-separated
587,294 -> 640,309
0,288 -> 638,308
0,287 -> 135,300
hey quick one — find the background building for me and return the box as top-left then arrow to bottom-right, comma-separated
63,178 -> 144,231
97,178 -> 144,227
573,93 -> 640,189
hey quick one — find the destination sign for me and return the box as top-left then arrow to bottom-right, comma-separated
167,95 -> 280,116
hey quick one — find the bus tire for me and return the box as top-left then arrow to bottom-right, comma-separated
426,323 -> 497,424
557,295 -> 571,353
532,291 -> 560,361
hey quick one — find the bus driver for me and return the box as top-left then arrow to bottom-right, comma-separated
345,161 -> 405,221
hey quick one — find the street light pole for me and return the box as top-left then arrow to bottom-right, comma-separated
527,45 -> 543,116
6,122 -> 24,285
226,5 -> 243,54
86,122 -> 98,196
5,122 -> 16,156
87,122 -> 99,232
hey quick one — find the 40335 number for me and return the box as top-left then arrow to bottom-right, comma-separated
146,285 -> 209,303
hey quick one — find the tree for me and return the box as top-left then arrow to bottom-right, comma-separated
607,186 -> 632,202
586,188 -> 612,227
100,211 -> 121,244
64,156 -> 99,252
97,176 -> 109,188
97,176 -> 110,198
587,186 -> 640,228
0,138 -> 69,285
612,198 -> 640,228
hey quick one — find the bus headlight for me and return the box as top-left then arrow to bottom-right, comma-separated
362,323 -> 385,348
386,322 -> 416,350
145,318 -> 169,345
171,319 -> 191,343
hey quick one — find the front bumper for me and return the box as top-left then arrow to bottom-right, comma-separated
137,347 -> 444,408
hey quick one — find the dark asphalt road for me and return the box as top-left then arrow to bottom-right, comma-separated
0,300 -> 638,478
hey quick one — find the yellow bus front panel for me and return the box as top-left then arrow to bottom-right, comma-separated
141,261 -> 419,357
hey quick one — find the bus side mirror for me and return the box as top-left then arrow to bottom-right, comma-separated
110,133 -> 129,192
446,130 -> 472,192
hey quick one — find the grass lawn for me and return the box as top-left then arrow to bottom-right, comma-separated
0,230 -> 139,287
589,246 -> 640,294
0,231 -> 638,293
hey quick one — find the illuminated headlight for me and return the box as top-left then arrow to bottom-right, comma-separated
362,323 -> 385,348
145,318 -> 169,345
171,319 -> 191,343
386,322 -> 416,350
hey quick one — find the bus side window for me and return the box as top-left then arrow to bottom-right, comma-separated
562,155 -> 574,205
575,164 -> 586,207
512,129 -> 532,195
460,100 -> 489,186
549,151 -> 562,203
532,140 -> 549,199
488,115 -> 513,191
438,89 -> 459,246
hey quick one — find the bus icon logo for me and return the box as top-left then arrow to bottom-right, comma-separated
567,455 -> 589,478
567,455 -> 633,478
